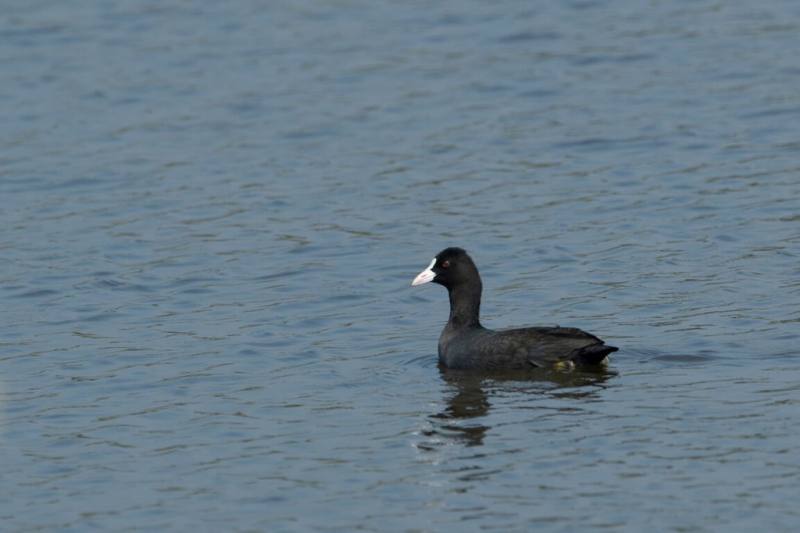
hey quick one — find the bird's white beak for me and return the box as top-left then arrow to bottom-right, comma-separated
411,258 -> 437,286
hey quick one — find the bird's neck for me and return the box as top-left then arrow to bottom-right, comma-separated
447,282 -> 482,329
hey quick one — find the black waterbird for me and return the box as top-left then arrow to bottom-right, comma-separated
411,247 -> 618,370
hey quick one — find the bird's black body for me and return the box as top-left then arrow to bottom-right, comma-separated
412,247 -> 618,370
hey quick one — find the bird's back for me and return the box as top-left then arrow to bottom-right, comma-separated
439,325 -> 617,370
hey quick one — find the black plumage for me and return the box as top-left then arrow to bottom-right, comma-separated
412,247 -> 618,370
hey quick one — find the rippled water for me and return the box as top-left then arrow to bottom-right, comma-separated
2,0 -> 800,531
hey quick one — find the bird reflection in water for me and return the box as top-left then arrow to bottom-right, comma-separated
420,366 -> 615,448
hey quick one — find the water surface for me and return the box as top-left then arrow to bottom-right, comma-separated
2,0 -> 800,531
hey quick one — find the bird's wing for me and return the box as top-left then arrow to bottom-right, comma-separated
493,326 -> 609,366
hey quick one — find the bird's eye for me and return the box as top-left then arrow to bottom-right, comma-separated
441,260 -> 450,268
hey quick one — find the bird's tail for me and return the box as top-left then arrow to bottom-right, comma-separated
575,343 -> 618,365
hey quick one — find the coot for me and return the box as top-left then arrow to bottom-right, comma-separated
411,247 -> 618,370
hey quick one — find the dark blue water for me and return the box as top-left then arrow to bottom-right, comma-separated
2,1 -> 800,531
